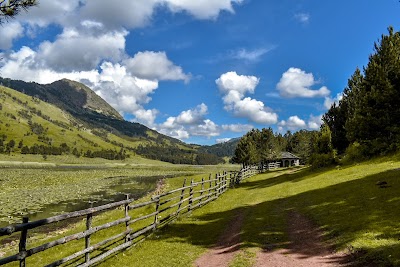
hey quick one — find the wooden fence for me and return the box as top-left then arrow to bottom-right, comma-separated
0,165 -> 261,267
267,162 -> 281,170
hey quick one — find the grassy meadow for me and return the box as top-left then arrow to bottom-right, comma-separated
102,155 -> 400,267
1,155 -> 399,266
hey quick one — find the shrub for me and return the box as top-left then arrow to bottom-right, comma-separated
342,142 -> 370,164
309,152 -> 336,169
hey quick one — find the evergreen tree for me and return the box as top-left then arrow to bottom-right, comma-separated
347,27 -> 400,153
323,27 -> 400,157
0,0 -> 37,23
290,130 -> 317,164
232,134 -> 258,166
309,124 -> 336,168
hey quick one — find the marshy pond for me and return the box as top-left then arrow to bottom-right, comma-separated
0,164 -> 214,227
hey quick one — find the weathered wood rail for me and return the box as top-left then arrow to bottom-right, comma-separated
266,162 -> 281,170
0,165 -> 261,266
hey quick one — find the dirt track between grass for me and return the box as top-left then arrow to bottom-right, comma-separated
195,211 -> 245,267
195,210 -> 351,267
255,211 -> 351,267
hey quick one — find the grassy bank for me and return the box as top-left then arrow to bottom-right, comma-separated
101,156 -> 400,267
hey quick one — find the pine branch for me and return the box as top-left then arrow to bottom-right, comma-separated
0,0 -> 38,23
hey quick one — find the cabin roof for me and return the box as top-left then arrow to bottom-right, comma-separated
280,152 -> 300,159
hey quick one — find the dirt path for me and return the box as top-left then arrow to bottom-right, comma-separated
194,211 -> 245,267
255,211 -> 350,267
194,210 -> 351,267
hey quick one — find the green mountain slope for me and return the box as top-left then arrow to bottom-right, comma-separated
0,78 -> 225,164
198,138 -> 240,158
0,85 -> 135,159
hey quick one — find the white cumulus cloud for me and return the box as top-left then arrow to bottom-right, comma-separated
230,97 -> 278,124
36,28 -> 127,72
163,0 -> 243,20
18,0 -> 81,27
324,93 -> 343,109
221,124 -> 253,132
278,114 -> 323,132
216,71 -> 259,96
80,0 -> 243,29
158,104 -> 217,140
277,67 -> 330,98
308,114 -> 323,130
278,116 -> 307,131
0,22 -> 24,49
176,103 -> 208,124
80,0 -> 159,30
216,71 -> 278,124
124,51 -> 190,82
189,119 -> 220,137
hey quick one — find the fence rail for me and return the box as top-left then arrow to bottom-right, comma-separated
0,165 -> 262,266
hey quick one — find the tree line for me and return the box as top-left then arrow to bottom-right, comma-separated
135,144 -> 224,165
231,128 -> 319,166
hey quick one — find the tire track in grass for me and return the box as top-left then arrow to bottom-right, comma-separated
195,211 -> 245,267
255,211 -> 351,267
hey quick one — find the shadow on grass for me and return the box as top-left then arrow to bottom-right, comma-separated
152,168 -> 400,266
239,166 -> 333,191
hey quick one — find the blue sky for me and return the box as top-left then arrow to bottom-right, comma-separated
1,0 -> 399,145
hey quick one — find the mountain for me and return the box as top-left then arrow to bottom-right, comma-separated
0,77 -> 176,142
0,78 -> 121,119
198,138 -> 240,158
0,77 -> 225,164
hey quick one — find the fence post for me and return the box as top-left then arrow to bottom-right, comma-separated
188,179 -> 194,212
124,194 -> 131,242
177,178 -> 187,216
85,202 -> 93,263
215,173 -> 219,197
221,172 -> 225,194
219,173 -> 222,195
153,197 -> 160,231
224,171 -> 227,193
199,177 -> 204,206
19,217 -> 28,267
208,174 -> 212,199
219,173 -> 223,194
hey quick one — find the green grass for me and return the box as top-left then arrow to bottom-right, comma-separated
99,157 -> 400,267
1,157 -> 399,266
0,166 -> 238,266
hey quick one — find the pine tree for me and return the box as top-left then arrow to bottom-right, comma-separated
0,0 -> 37,23
348,27 -> 400,153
